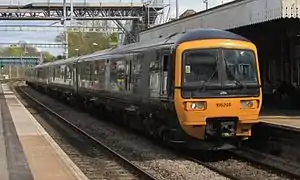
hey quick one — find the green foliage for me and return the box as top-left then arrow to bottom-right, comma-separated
0,45 -> 55,63
109,33 -> 118,44
55,31 -> 118,58
41,51 -> 55,63
0,46 -> 23,56
54,55 -> 65,60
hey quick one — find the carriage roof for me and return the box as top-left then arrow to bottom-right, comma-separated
34,28 -> 250,69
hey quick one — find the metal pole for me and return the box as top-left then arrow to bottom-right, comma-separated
23,45 -> 26,67
147,5 -> 150,27
17,66 -> 19,79
70,0 -> 74,25
203,0 -> 208,10
0,61 -> 2,80
66,32 -> 68,59
63,0 -> 68,59
175,0 -> 179,19
9,65 -> 11,79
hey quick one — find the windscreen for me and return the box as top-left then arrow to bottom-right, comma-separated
183,49 -> 219,85
181,48 -> 260,98
223,49 -> 258,84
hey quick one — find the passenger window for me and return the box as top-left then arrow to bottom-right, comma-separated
110,59 -> 126,92
94,60 -> 105,89
131,54 -> 142,93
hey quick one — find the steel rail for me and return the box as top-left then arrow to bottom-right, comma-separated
229,147 -> 300,179
18,81 -> 299,180
186,156 -> 240,180
15,82 -> 157,180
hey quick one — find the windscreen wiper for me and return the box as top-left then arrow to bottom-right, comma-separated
198,66 -> 219,91
224,59 -> 244,89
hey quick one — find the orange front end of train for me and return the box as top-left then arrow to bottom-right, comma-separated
174,39 -> 262,147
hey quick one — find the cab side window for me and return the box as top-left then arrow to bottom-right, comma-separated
160,54 -> 169,96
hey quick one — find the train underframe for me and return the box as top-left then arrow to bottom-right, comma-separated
26,81 -> 247,151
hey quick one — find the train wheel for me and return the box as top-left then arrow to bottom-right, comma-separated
122,111 -> 129,127
162,132 -> 168,143
86,101 -> 94,115
83,98 -> 88,110
143,115 -> 160,139
98,104 -> 106,120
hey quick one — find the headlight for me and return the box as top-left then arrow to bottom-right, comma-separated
185,101 -> 207,111
240,100 -> 257,109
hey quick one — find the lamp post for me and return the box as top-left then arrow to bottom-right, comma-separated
74,48 -> 79,56
92,43 -> 98,52
21,50 -> 28,67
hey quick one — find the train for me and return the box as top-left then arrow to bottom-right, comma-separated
25,28 -> 262,150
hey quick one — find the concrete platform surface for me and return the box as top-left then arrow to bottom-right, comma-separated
260,108 -> 300,131
0,83 -> 89,180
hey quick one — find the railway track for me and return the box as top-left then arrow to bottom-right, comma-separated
183,140 -> 300,180
186,155 -> 241,180
230,147 -> 300,179
187,151 -> 299,180
13,81 -> 300,180
13,82 -> 157,180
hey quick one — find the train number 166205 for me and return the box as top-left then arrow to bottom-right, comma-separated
216,102 -> 232,108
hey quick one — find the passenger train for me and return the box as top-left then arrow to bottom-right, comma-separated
25,28 -> 262,150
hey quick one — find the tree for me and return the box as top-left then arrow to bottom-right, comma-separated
55,55 -> 65,60
41,51 -> 55,63
0,45 -> 55,63
55,31 -> 118,58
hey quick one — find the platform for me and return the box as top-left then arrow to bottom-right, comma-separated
259,108 -> 300,132
0,83 -> 88,180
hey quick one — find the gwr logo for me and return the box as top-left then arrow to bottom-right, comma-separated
216,102 -> 231,108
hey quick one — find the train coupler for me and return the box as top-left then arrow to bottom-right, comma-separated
205,118 -> 238,140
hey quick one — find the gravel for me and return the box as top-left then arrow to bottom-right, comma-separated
20,84 -> 228,180
205,158 -> 293,180
14,84 -> 139,180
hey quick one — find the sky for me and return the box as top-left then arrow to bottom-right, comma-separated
0,0 -> 234,56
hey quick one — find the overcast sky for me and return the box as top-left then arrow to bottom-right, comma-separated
0,0 -> 234,55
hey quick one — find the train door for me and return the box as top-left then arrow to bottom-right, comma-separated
160,49 -> 170,98
139,50 -> 151,97
46,66 -> 50,84
104,59 -> 110,90
126,55 -> 132,91
52,66 -> 55,82
73,63 -> 78,94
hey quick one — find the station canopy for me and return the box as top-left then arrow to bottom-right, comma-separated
139,0 -> 299,41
